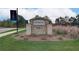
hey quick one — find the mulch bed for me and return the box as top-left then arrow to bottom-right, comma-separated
13,32 -> 74,41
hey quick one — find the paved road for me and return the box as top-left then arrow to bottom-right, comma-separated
0,29 -> 25,37
0,28 -> 16,33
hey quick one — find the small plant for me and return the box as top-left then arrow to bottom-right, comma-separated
53,29 -> 67,35
41,38 -> 47,40
20,36 -> 24,38
58,37 -> 63,40
24,38 -> 28,40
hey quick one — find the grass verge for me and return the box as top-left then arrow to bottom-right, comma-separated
0,33 -> 79,51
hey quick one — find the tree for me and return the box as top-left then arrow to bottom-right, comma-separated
44,16 -> 52,24
55,18 -> 59,24
18,15 -> 27,27
75,14 -> 79,26
69,17 -> 76,26
55,17 -> 65,25
0,15 -> 28,28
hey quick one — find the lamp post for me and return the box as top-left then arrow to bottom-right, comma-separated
16,8 -> 19,33
10,8 -> 19,34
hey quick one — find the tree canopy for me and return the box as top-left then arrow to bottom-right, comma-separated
0,15 -> 28,28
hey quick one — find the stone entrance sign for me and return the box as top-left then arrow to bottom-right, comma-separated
26,15 -> 53,35
32,19 -> 46,35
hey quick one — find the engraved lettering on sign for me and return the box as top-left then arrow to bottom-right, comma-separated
33,20 -> 45,25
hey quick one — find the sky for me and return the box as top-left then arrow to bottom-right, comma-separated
0,8 -> 79,23
71,8 -> 79,14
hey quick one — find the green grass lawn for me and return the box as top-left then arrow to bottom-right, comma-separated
0,33 -> 79,51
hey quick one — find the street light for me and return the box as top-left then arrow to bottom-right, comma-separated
10,8 -> 19,34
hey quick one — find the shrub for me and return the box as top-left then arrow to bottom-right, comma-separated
52,25 -> 79,39
53,29 -> 67,35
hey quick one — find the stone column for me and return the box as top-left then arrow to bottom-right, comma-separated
26,24 -> 31,35
47,24 -> 52,35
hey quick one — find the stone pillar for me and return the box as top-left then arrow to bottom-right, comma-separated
47,24 -> 52,35
26,24 -> 31,35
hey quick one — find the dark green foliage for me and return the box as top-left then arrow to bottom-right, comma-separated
0,19 -> 15,27
18,15 -> 28,27
55,14 -> 79,27
0,15 -> 28,28
55,18 -> 59,24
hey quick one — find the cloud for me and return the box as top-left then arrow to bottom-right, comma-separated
0,8 -> 16,20
18,8 -> 76,23
0,8 -> 77,23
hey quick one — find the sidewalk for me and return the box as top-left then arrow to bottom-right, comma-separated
0,29 -> 25,37
0,28 -> 16,33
